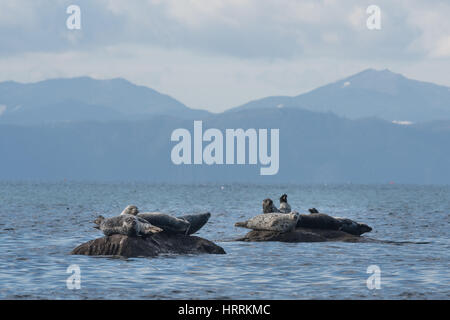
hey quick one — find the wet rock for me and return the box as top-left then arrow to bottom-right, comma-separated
71,233 -> 226,258
235,227 -> 367,243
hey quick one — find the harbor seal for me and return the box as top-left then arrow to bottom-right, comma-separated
334,217 -> 372,236
93,214 -> 163,237
297,213 -> 342,230
120,205 -> 191,234
297,213 -> 372,236
262,198 -> 280,213
120,205 -> 139,216
178,212 -> 211,235
136,212 -> 191,235
279,194 -> 291,213
235,212 -> 300,233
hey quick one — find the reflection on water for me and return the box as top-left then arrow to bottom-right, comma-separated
0,182 -> 449,299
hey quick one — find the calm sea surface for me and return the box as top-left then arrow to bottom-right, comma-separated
0,182 -> 448,299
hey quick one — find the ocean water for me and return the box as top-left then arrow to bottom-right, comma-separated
0,182 -> 448,300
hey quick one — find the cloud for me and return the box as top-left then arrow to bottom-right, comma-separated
0,105 -> 6,116
0,0 -> 449,111
0,0 -> 448,60
392,120 -> 414,125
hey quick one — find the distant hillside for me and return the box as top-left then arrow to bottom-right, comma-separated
1,70 -> 449,183
1,108 -> 449,183
0,77 -> 210,124
228,69 -> 450,122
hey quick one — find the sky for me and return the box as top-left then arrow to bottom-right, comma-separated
0,0 -> 449,112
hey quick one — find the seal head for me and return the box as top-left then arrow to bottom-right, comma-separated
279,194 -> 292,213
121,205 -> 139,216
262,198 -> 280,213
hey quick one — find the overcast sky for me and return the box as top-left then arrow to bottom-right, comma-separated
0,0 -> 449,112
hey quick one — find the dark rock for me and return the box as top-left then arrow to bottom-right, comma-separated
71,233 -> 226,258
236,227 -> 367,243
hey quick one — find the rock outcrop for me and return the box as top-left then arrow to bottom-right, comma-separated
71,233 -> 226,258
236,227 -> 369,243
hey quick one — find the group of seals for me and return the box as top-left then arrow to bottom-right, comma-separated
237,194 -> 372,236
120,205 -> 191,234
262,194 -> 292,213
94,205 -> 211,237
92,194 -> 371,239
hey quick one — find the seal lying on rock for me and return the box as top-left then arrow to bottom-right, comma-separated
94,214 -> 163,237
297,213 -> 341,230
178,212 -> 211,235
235,212 -> 300,233
137,212 -> 191,234
334,217 -> 372,236
120,205 -> 190,234
279,194 -> 291,213
121,205 -> 139,216
297,213 -> 372,236
262,198 -> 280,213
121,205 -> 211,235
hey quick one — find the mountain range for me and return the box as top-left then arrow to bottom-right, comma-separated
0,69 -> 449,183
0,77 -> 209,124
228,69 -> 450,123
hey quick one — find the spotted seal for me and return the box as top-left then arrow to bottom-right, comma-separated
297,212 -> 372,236
296,213 -> 342,230
137,212 -> 191,234
178,212 -> 211,235
279,194 -> 291,213
120,205 -> 191,234
262,198 -> 280,213
93,214 -> 163,237
120,205 -> 140,216
235,212 -> 300,233
334,217 -> 372,236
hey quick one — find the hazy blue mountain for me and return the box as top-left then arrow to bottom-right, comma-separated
1,71 -> 449,183
412,120 -> 450,133
1,108 -> 449,183
228,69 -> 450,122
0,77 -> 210,124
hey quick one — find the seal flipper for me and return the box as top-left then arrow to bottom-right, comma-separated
178,212 -> 210,235
141,224 -> 163,236
235,221 -> 248,228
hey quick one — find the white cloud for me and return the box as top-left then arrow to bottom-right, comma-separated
405,1 -> 450,58
392,120 -> 414,125
0,0 -> 449,111
0,105 -> 7,116
432,36 -> 450,58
